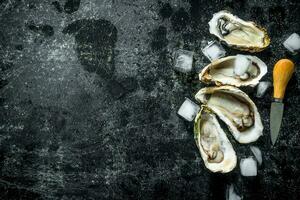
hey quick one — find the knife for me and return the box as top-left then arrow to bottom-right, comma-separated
270,59 -> 295,145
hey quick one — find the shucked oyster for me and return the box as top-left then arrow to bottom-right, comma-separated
209,11 -> 270,52
199,55 -> 267,87
194,106 -> 237,173
195,86 -> 263,143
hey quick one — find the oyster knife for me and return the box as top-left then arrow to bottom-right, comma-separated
270,59 -> 295,145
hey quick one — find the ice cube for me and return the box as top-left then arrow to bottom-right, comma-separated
202,41 -> 226,61
250,146 -> 262,166
234,54 -> 251,76
226,184 -> 242,200
240,157 -> 257,176
283,33 -> 300,54
177,98 -> 200,122
256,81 -> 271,98
174,49 -> 194,73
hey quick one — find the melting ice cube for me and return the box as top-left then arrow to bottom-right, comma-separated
177,98 -> 200,122
250,146 -> 263,166
283,33 -> 300,54
234,54 -> 251,76
202,41 -> 226,61
256,81 -> 271,98
240,157 -> 257,177
174,49 -> 194,73
226,184 -> 242,200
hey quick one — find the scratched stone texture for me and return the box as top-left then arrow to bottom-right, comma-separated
0,0 -> 300,199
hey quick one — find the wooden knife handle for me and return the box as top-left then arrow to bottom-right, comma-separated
273,59 -> 295,99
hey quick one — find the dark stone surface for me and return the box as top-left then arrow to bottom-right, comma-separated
28,23 -> 55,37
0,0 -> 300,199
62,19 -> 118,79
158,2 -> 173,20
51,1 -> 63,13
64,0 -> 81,14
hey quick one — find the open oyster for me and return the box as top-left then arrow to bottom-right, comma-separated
195,86 -> 263,143
199,55 -> 267,87
209,11 -> 270,52
194,106 -> 237,173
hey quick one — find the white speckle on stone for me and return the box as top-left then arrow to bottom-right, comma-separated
177,98 -> 200,122
47,40 -> 76,62
240,157 -> 257,176
283,33 -> 300,54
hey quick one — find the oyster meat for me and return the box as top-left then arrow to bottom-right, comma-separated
199,55 -> 267,87
194,106 -> 237,173
209,11 -> 270,52
195,86 -> 263,143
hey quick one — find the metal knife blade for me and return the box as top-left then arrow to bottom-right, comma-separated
270,101 -> 284,145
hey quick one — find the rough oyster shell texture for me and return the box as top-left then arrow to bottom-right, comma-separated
193,10 -> 267,173
194,106 -> 237,173
195,86 -> 263,144
209,10 -> 270,52
193,86 -> 263,172
199,55 -> 268,87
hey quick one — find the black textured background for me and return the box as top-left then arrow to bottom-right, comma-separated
0,0 -> 300,199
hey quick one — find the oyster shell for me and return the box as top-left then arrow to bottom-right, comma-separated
209,10 -> 270,52
195,86 -> 263,143
199,55 -> 267,87
194,106 -> 237,173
